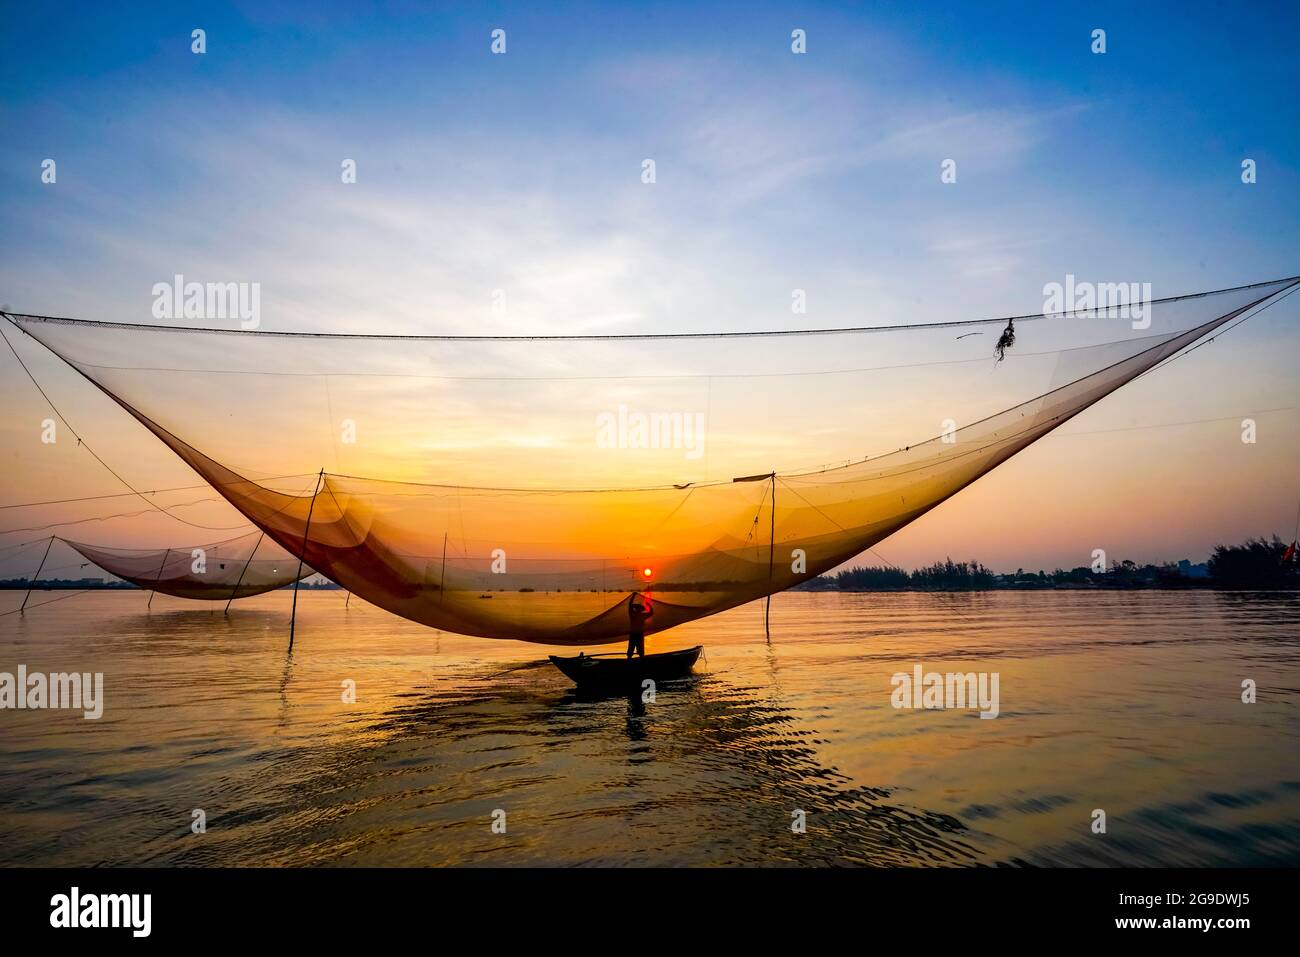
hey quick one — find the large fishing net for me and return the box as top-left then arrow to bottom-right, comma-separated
5,277 -> 1295,644
59,531 -> 312,600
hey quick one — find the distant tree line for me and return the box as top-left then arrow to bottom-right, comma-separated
1206,536 -> 1297,589
822,559 -> 997,591
801,536 -> 1298,591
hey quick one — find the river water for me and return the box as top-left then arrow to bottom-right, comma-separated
1,589 -> 1296,866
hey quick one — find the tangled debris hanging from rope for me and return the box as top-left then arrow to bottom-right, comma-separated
994,317 -> 1016,362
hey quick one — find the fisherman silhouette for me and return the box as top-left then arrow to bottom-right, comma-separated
627,592 -> 653,658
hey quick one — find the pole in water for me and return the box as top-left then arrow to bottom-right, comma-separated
765,472 -> 776,638
289,470 -> 325,652
147,548 -> 170,611
20,535 -> 55,615
225,529 -> 265,616
438,531 -> 448,605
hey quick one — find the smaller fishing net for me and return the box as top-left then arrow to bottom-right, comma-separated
60,531 -> 313,600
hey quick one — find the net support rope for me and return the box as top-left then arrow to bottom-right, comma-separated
0,320 -> 252,533
6,273 -> 1295,340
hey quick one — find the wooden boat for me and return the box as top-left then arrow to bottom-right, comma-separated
549,645 -> 703,688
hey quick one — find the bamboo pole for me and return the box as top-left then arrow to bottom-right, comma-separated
224,529 -> 265,615
147,548 -> 170,610
289,470 -> 325,652
438,531 -> 448,605
765,472 -> 776,638
20,535 -> 55,615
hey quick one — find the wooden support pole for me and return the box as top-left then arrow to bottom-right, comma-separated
289,470 -> 325,652
20,535 -> 55,615
765,472 -> 776,638
438,531 -> 449,605
147,548 -> 170,610
224,529 -> 265,615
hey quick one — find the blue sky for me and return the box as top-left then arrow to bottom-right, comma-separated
1,1 -> 1298,572
3,1 -> 1297,329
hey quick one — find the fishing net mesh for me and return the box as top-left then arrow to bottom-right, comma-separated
7,277 -> 1295,643
60,531 -> 311,599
